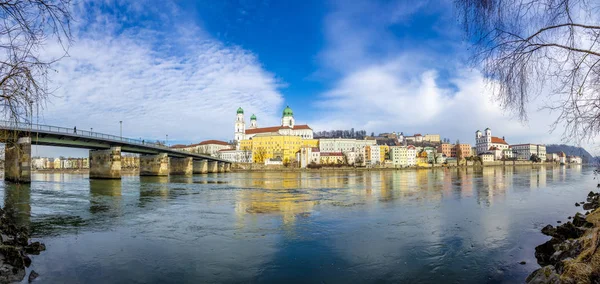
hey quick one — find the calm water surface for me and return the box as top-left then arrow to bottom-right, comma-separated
0,165 -> 594,283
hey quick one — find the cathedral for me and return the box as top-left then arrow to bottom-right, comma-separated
234,106 -> 313,144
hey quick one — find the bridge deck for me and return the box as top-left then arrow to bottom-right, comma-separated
0,121 -> 228,163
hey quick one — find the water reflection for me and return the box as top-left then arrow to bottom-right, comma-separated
3,183 -> 31,228
89,179 -> 122,215
0,164 -> 592,283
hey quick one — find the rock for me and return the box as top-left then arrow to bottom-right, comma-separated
519,261 -> 527,265
24,242 -> 46,255
555,222 -> 585,240
573,213 -> 593,228
526,265 -> 561,284
22,253 -> 31,268
575,202 -> 580,207
535,238 -> 561,266
0,262 -> 25,284
28,270 -> 38,282
0,246 -> 25,268
557,221 -> 562,224
541,225 -> 556,236
583,202 -> 597,210
549,239 -> 583,265
568,216 -> 572,219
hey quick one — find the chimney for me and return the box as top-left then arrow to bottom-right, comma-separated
502,136 -> 505,141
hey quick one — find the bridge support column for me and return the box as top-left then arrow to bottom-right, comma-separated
4,137 -> 31,183
89,147 -> 121,179
225,163 -> 231,172
170,157 -> 193,175
140,154 -> 169,176
207,161 -> 218,173
218,162 -> 225,173
193,160 -> 208,174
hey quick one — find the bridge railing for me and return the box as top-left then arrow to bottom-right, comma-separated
0,120 -> 169,149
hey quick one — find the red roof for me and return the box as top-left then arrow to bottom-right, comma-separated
414,134 -> 422,136
199,140 -> 230,146
311,147 -> 320,151
170,144 -> 187,149
491,136 -> 508,145
293,124 -> 312,130
245,124 -> 311,134
321,152 -> 343,157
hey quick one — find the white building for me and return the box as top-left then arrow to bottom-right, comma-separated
319,138 -> 376,153
171,140 -> 232,157
297,147 -> 321,168
511,144 -> 547,161
475,128 -> 509,157
234,106 -> 313,145
479,153 -> 494,163
218,149 -> 252,163
366,145 -> 380,165
568,156 -> 582,164
547,153 -> 559,162
390,145 -> 417,167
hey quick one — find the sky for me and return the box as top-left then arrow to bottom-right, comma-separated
31,0 -> 598,157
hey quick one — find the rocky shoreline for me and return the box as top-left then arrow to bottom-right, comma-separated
0,207 -> 45,283
526,191 -> 600,283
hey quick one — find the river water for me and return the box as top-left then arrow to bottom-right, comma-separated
0,165 -> 594,283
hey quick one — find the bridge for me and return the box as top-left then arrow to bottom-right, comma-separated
0,121 -> 233,183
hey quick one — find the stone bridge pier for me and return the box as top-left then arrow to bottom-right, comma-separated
193,160 -> 208,174
170,157 -> 193,175
207,161 -> 219,173
225,163 -> 231,172
218,162 -> 225,173
140,153 -> 169,176
89,147 -> 122,179
4,137 -> 32,183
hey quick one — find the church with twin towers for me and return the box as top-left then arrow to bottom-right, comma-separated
234,106 -> 314,144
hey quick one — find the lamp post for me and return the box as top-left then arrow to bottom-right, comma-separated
119,121 -> 122,138
166,134 -> 168,146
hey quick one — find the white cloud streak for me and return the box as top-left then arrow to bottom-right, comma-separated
37,0 -> 284,147
311,0 -> 595,151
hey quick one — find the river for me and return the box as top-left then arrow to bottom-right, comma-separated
0,165 -> 594,283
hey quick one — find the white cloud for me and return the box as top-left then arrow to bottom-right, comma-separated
36,0 -> 284,147
311,0 -> 597,152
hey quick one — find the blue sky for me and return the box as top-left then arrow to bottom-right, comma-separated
34,0 -> 584,157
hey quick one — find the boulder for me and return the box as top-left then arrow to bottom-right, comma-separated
526,265 -> 561,284
573,213 -> 593,228
535,238 -> 561,266
28,270 -> 38,283
24,242 -> 46,255
541,225 -> 556,236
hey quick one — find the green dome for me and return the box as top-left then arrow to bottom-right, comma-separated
237,107 -> 244,114
250,114 -> 256,120
282,105 -> 293,117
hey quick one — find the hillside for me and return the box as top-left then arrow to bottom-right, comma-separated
545,144 -> 594,163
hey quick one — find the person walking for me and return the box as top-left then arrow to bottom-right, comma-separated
74,126 -> 77,134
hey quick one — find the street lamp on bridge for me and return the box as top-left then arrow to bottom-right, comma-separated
119,121 -> 122,139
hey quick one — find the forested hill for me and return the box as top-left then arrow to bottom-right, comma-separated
545,144 -> 594,163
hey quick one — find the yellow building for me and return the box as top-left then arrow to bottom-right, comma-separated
379,145 -> 389,162
241,134 -> 303,164
320,152 -> 344,165
302,139 -> 319,148
417,151 -> 429,167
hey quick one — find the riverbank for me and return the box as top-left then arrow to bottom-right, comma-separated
233,161 -> 573,172
0,207 -> 45,283
33,168 -> 139,174
526,191 -> 600,283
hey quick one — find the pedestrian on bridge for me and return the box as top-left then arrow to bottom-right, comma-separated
74,126 -> 77,134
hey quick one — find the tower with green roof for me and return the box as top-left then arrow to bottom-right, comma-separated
250,114 -> 257,129
234,107 -> 246,143
281,105 -> 295,127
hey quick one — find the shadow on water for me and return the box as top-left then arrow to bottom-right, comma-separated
89,179 -> 122,215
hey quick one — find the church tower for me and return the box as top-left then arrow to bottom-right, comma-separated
234,107 -> 245,143
250,114 -> 257,129
281,106 -> 295,127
